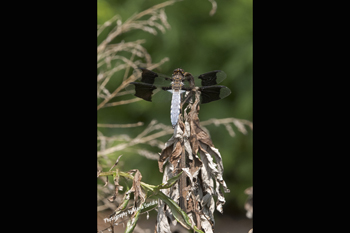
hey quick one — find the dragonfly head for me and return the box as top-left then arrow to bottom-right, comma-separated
172,68 -> 185,77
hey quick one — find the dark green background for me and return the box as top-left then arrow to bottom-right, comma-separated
98,0 -> 252,217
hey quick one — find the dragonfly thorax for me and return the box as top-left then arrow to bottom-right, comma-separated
171,69 -> 185,91
171,78 -> 184,91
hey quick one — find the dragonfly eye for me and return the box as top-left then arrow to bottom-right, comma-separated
173,68 -> 185,76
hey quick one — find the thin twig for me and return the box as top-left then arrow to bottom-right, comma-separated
97,0 -> 178,54
97,122 -> 173,157
98,122 -> 144,128
109,155 -> 123,171
201,117 -> 253,133
97,57 -> 169,110
104,98 -> 143,107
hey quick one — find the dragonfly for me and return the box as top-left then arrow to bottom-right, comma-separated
127,67 -> 231,128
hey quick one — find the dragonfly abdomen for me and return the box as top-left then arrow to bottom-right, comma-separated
169,90 -> 185,128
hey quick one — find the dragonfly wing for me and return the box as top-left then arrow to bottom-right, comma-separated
196,70 -> 227,86
200,85 -> 231,104
126,68 -> 172,102
128,82 -> 157,102
133,67 -> 172,87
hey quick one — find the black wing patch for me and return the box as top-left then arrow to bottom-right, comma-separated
200,85 -> 231,104
128,67 -> 171,102
129,68 -> 159,102
129,82 -> 157,102
198,70 -> 221,86
139,67 -> 159,84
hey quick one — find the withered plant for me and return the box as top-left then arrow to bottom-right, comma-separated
98,85 -> 252,233
156,83 -> 231,233
97,1 -> 252,232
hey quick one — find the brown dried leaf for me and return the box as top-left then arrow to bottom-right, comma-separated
189,164 -> 200,180
156,205 -> 171,233
182,185 -> 191,205
189,133 -> 199,156
158,123 -> 184,173
170,141 -> 182,172
184,122 -> 193,160
108,172 -> 122,202
202,143 -> 230,193
215,181 -> 226,213
132,170 -> 146,207
158,144 -> 173,173
188,103 -> 214,153
200,214 -> 214,233
178,120 -> 185,132
198,132 -> 214,148
189,115 -> 200,154
186,194 -> 194,212
199,144 -> 228,214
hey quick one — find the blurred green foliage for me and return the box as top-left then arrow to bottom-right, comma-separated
98,0 -> 252,216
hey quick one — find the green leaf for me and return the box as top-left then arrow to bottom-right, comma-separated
116,198 -> 129,213
155,191 -> 204,233
125,206 -> 141,233
157,171 -> 183,190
